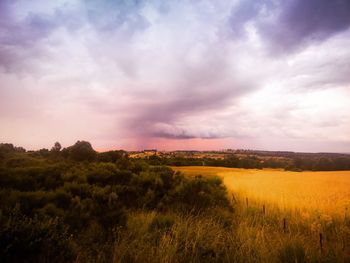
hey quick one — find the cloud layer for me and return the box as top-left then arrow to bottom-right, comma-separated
1,0 -> 350,152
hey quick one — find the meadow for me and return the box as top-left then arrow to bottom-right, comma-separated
173,166 -> 350,261
172,166 -> 350,216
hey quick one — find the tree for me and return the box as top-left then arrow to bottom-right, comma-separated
51,142 -> 62,152
63,141 -> 96,162
97,150 -> 127,162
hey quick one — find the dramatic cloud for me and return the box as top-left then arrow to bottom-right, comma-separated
268,0 -> 350,52
229,0 -> 350,52
0,0 -> 350,152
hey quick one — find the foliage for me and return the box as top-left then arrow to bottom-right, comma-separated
0,207 -> 74,263
2,141 -> 348,262
0,141 -> 232,262
140,152 -> 350,171
61,140 -> 97,161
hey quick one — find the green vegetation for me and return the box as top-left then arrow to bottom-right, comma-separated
0,142 -> 231,262
1,142 -> 349,262
144,151 -> 350,171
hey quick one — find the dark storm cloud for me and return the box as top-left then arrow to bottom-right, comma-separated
265,0 -> 350,52
229,0 -> 350,53
152,131 -> 196,140
124,71 -> 253,139
152,131 -> 223,140
129,88 -> 230,131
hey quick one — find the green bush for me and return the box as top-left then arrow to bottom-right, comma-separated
0,142 -> 235,261
62,141 -> 96,162
0,209 -> 74,263
165,175 -> 230,212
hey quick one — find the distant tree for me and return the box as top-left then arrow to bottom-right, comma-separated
0,143 -> 25,154
37,148 -> 50,157
97,150 -> 127,163
63,141 -> 96,162
14,146 -> 26,153
333,157 -> 350,170
51,142 -> 62,152
0,143 -> 15,153
314,157 -> 334,171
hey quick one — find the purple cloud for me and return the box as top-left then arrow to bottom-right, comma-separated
264,0 -> 350,53
0,0 -> 350,152
229,0 -> 350,53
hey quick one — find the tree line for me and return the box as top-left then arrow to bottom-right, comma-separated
144,153 -> 350,171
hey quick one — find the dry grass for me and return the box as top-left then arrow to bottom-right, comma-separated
113,202 -> 350,262
172,166 -> 350,217
113,211 -> 240,263
170,166 -> 350,262
112,167 -> 350,262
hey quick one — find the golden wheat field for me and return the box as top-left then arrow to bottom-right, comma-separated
172,166 -> 350,217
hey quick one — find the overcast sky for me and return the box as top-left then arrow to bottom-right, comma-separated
1,0 -> 350,152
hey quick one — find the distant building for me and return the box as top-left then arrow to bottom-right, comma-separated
143,149 -> 157,153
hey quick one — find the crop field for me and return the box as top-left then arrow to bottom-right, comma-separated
173,166 -> 350,260
172,166 -> 350,217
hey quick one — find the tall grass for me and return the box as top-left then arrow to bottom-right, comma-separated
113,209 -> 238,263
230,191 -> 350,262
112,191 -> 350,263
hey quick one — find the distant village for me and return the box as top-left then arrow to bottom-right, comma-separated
127,149 -> 230,159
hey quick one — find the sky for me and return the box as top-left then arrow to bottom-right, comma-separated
0,0 -> 350,152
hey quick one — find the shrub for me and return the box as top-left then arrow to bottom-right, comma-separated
165,175 -> 230,212
62,141 -> 96,162
0,209 -> 74,263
